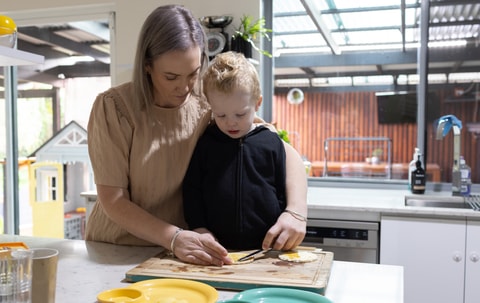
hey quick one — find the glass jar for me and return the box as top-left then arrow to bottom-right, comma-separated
0,15 -> 17,48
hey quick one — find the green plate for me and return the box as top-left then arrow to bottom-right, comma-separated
233,287 -> 333,303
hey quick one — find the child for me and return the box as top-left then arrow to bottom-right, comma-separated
182,51 -> 291,250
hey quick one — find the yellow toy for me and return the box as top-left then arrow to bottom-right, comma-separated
0,15 -> 17,48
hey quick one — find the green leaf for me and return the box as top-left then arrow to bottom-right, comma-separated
234,15 -> 272,57
277,129 -> 291,144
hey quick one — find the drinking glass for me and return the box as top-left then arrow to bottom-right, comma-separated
0,249 -> 33,303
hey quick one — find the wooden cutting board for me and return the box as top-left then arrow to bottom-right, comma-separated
125,250 -> 334,294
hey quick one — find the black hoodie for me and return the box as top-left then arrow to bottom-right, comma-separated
183,123 -> 287,249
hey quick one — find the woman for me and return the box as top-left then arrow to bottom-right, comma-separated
85,4 -> 307,266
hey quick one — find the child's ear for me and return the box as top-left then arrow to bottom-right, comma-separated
255,95 -> 263,111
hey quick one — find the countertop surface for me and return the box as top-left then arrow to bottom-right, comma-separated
83,185 -> 480,221
0,235 -> 403,303
306,185 -> 480,220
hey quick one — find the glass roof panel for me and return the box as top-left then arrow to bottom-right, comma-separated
338,10 -> 401,28
332,0 -> 415,9
273,33 -> 327,49
272,0 -> 480,86
272,0 -> 306,14
321,13 -> 342,29
270,0 -> 471,53
273,16 -> 317,32
405,8 -> 419,25
333,29 -> 402,45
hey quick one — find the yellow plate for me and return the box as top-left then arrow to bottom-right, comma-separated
0,242 -> 29,250
128,278 -> 218,303
97,288 -> 144,303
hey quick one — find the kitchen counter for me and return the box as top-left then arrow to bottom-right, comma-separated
0,235 -> 403,303
306,181 -> 480,221
81,182 -> 480,221
83,182 -> 480,224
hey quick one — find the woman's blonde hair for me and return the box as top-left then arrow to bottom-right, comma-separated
203,51 -> 261,103
132,5 -> 208,112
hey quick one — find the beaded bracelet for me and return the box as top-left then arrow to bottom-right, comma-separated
170,228 -> 184,255
284,209 -> 308,222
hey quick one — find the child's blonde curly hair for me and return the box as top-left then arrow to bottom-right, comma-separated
202,51 -> 261,103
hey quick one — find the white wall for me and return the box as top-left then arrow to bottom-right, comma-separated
2,0 -> 260,85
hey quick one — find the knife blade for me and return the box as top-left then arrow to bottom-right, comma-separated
236,248 -> 271,262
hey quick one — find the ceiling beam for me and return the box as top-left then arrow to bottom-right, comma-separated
17,39 -> 70,59
68,21 -> 110,42
430,0 -> 477,6
376,65 -> 384,74
300,0 -> 341,55
450,61 -> 464,73
274,65 -> 480,80
276,49 -> 417,68
48,61 -> 110,78
275,18 -> 480,36
274,82 -> 463,94
19,26 -> 110,64
275,46 -> 480,68
300,67 -> 316,75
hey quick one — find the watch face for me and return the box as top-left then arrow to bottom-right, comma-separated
206,32 -> 226,57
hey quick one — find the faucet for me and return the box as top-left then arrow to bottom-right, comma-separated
436,114 -> 463,195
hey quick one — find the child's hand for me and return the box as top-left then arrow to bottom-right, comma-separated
262,211 -> 306,251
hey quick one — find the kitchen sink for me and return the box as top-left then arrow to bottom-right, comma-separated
405,195 -> 472,209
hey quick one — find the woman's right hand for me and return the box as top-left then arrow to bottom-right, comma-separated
172,230 -> 232,266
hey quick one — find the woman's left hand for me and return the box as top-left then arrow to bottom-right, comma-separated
262,211 -> 306,251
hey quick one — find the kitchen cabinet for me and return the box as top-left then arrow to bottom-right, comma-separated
464,219 -> 480,302
380,215 -> 480,303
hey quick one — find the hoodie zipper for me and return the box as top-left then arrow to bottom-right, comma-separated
236,137 -> 244,233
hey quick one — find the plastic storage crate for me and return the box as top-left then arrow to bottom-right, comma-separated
64,212 -> 85,239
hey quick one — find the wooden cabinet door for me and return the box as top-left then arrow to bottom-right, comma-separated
465,220 -> 480,303
380,216 -> 465,303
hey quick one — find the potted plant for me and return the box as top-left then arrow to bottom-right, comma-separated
277,129 -> 290,144
231,15 -> 272,58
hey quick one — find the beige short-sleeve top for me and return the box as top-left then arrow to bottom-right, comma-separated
85,82 -> 211,245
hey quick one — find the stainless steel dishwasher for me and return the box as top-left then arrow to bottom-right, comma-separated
303,219 -> 379,264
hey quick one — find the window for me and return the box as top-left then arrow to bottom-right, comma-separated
1,5 -> 113,234
269,0 -> 479,185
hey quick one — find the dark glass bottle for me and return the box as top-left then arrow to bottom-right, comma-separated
411,155 -> 426,194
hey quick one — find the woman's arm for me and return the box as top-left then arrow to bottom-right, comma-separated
96,184 -> 231,266
283,142 -> 308,217
262,141 -> 308,250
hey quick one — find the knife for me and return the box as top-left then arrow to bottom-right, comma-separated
236,248 -> 272,262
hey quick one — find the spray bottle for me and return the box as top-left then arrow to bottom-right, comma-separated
459,156 -> 471,196
411,155 -> 426,194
